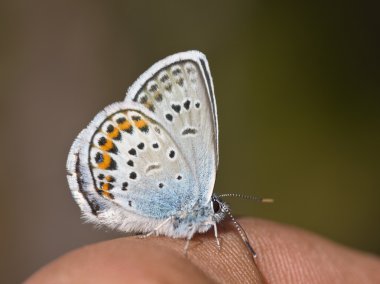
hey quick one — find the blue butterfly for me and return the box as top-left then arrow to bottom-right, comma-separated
66,51 -> 272,256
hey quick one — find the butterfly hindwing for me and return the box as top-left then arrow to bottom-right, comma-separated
89,109 -> 196,217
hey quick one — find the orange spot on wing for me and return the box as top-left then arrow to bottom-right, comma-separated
135,119 -> 147,129
118,120 -> 132,131
98,153 -> 111,169
102,191 -> 113,199
100,139 -> 114,152
107,128 -> 120,139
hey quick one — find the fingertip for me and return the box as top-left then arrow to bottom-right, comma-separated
239,218 -> 380,284
26,238 -> 214,284
27,218 -> 379,284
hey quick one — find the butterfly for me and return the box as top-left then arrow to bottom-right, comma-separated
66,51 -> 272,257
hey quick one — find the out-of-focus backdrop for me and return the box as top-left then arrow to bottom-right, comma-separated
1,1 -> 379,282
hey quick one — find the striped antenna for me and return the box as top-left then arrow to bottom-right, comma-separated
224,207 -> 257,258
218,193 -> 274,203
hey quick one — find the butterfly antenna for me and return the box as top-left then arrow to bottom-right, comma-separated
224,208 -> 257,258
219,193 -> 274,203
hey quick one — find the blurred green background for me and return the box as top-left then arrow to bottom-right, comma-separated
1,1 -> 379,283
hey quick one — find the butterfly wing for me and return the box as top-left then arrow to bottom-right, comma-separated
66,51 -> 218,233
124,51 -> 218,202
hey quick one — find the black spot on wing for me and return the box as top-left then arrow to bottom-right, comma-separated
137,142 -> 145,150
169,150 -> 175,159
98,137 -> 107,146
160,74 -> 169,83
149,84 -> 159,92
172,68 -> 182,75
108,159 -> 117,170
116,117 -> 126,124
183,100 -> 190,110
95,152 -> 103,163
140,95 -> 148,104
146,164 -> 161,173
152,143 -> 159,149
176,78 -> 184,87
171,104 -> 181,113
154,127 -> 161,134
182,128 -> 197,135
165,114 -> 173,122
106,124 -> 114,133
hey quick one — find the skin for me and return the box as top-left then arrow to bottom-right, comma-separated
26,218 -> 380,284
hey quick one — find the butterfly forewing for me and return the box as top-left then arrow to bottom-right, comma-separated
124,54 -> 218,202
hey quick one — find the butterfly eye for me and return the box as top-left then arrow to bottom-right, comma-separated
212,199 -> 221,213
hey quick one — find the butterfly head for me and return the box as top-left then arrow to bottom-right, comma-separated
211,194 -> 228,223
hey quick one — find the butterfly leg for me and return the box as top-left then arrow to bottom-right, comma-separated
183,238 -> 191,256
183,226 -> 197,256
202,221 -> 221,250
139,217 -> 172,238
212,221 -> 221,250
